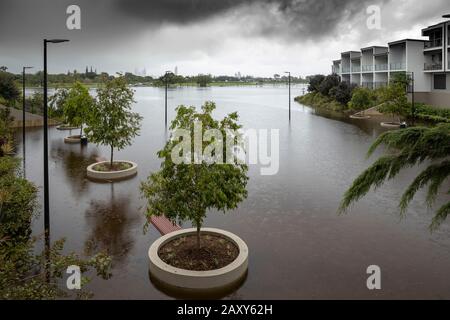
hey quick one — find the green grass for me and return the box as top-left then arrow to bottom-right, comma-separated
414,103 -> 450,123
295,92 -> 346,112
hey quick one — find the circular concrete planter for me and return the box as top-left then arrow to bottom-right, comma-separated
56,124 -> 80,131
149,228 -> 248,291
380,122 -> 401,128
64,135 -> 82,144
86,160 -> 137,181
350,115 -> 371,119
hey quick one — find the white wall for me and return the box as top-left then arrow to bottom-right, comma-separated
406,41 -> 429,92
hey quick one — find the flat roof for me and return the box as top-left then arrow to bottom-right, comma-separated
422,21 -> 447,33
361,46 -> 388,51
341,51 -> 360,55
333,59 -> 341,63
388,38 -> 426,46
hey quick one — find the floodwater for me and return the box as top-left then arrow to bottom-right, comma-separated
16,85 -> 450,299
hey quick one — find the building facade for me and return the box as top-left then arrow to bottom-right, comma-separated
332,20 -> 450,109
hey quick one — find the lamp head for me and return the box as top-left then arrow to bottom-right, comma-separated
46,39 -> 70,43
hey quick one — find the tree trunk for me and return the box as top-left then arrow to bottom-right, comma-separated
196,224 -> 201,250
80,123 -> 83,136
110,145 -> 114,169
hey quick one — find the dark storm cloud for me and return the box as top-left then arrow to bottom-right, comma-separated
114,0 -> 389,37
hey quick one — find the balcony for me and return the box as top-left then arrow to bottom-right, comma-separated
424,62 -> 442,71
351,66 -> 361,73
424,39 -> 442,49
390,62 -> 406,71
374,64 -> 388,71
361,65 -> 373,72
342,67 -> 351,73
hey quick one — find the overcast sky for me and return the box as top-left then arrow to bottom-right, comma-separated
0,0 -> 448,77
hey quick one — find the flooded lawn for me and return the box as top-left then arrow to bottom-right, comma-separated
17,85 -> 450,299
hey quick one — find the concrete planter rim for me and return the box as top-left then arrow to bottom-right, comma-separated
349,114 -> 371,119
56,124 -> 80,131
380,121 -> 401,128
64,135 -> 82,144
86,160 -> 138,181
149,228 -> 248,289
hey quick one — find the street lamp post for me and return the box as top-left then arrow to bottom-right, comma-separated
285,71 -> 291,121
22,66 -> 33,176
164,71 -> 173,129
43,39 -> 69,239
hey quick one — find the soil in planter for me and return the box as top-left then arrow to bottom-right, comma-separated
92,161 -> 132,172
158,234 -> 239,271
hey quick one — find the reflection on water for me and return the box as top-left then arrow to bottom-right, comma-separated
84,184 -> 139,266
15,85 -> 450,299
149,270 -> 247,300
52,140 -> 99,198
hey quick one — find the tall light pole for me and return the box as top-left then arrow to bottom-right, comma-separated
164,71 -> 173,129
22,66 -> 33,176
285,71 -> 291,121
43,39 -> 69,239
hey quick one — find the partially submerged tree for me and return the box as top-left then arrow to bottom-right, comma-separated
85,76 -> 142,168
376,82 -> 410,123
63,82 -> 94,136
141,102 -> 249,249
339,123 -> 450,231
348,87 -> 377,112
196,74 -> 212,87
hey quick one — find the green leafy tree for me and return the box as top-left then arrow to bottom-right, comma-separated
25,92 -> 44,115
376,82 -> 410,122
63,82 -> 94,136
48,88 -> 69,119
0,71 -> 20,105
348,87 -> 377,111
307,75 -> 326,93
85,76 -> 142,168
330,81 -> 355,105
141,102 -> 249,249
318,74 -> 340,97
195,74 -> 212,87
339,124 -> 450,231
0,108 -> 14,157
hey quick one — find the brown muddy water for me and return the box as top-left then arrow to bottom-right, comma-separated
16,85 -> 450,299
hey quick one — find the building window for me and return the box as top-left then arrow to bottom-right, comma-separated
434,74 -> 446,90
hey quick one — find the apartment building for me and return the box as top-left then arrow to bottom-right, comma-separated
331,18 -> 450,109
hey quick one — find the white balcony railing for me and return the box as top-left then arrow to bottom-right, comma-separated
390,62 -> 406,71
361,65 -> 373,72
374,64 -> 388,71
424,62 -> 442,71
424,39 -> 442,49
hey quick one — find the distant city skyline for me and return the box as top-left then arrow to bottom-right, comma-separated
0,0 -> 449,76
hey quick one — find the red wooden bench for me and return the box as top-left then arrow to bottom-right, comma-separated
150,216 -> 182,235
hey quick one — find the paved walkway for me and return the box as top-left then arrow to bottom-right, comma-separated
0,104 -> 60,128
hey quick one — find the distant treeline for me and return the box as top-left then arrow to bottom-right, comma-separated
6,68 -> 308,87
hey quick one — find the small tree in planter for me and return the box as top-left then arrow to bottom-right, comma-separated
63,82 -> 94,137
141,102 -> 249,252
85,76 -> 142,170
